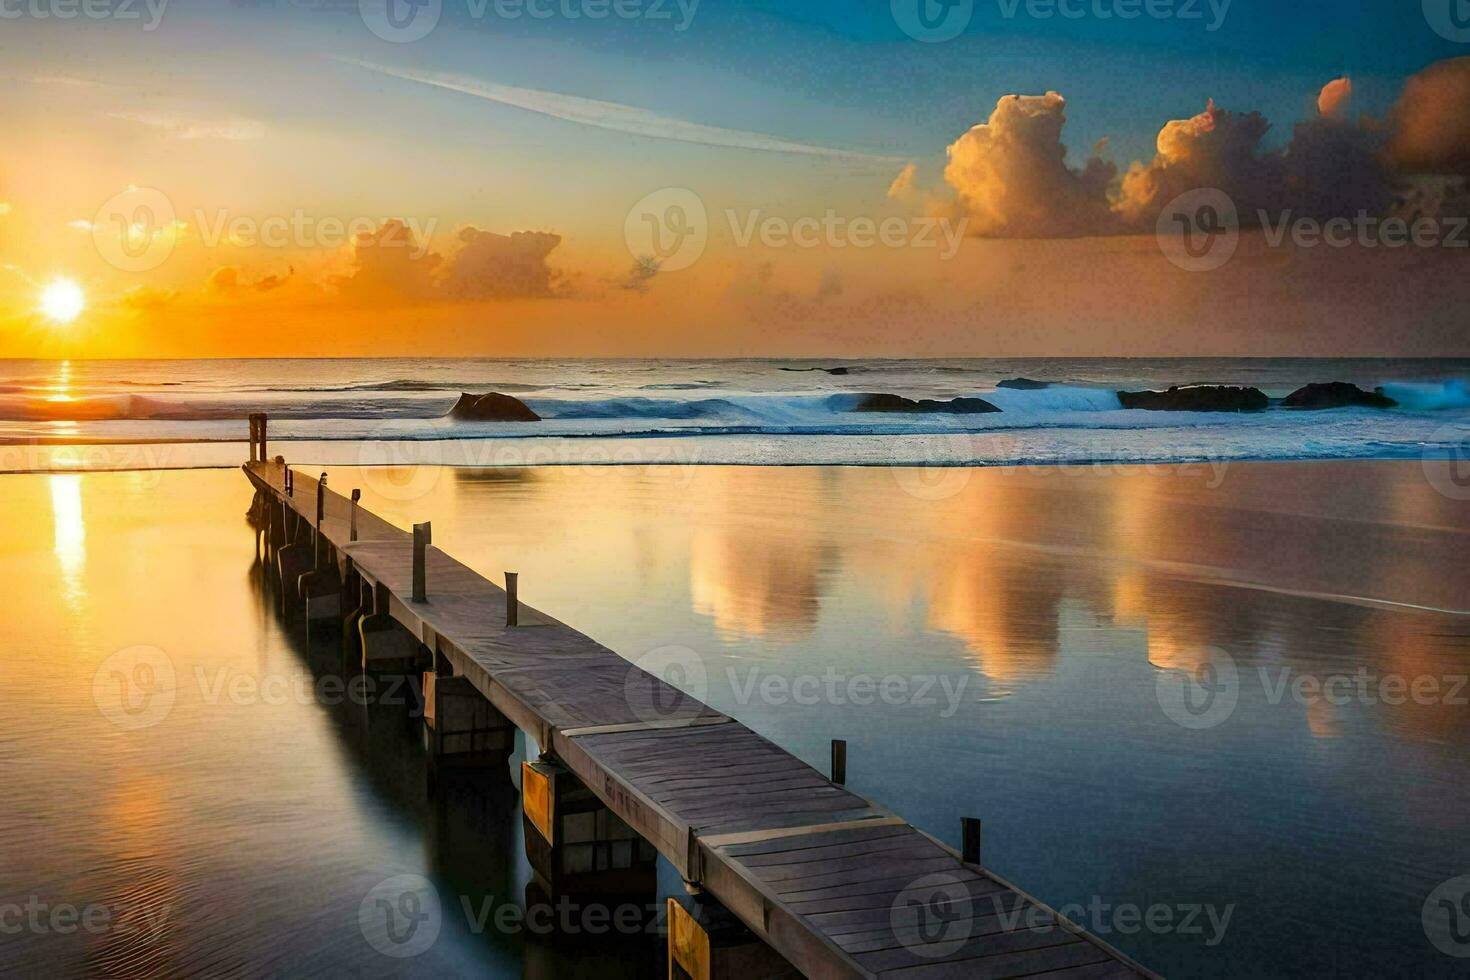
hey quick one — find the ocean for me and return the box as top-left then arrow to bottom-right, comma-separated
2,357 -> 1468,471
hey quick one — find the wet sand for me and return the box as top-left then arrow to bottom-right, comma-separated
1,460 -> 1467,977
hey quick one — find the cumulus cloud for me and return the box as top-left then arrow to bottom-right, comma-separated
925,68 -> 1456,238
335,219 -> 442,302
1387,57 -> 1470,175
1318,77 -> 1353,119
334,220 -> 563,304
440,228 -> 563,300
943,93 -> 1119,237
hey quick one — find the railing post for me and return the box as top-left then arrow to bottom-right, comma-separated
284,465 -> 293,496
505,572 -> 518,627
831,739 -> 847,786
248,415 -> 257,462
315,473 -> 328,566
962,817 -> 982,865
412,522 -> 431,602
350,489 -> 361,542
258,414 -> 267,460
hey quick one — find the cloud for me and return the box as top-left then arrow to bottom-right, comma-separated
341,58 -> 901,164
440,228 -> 563,300
208,266 -> 292,294
120,285 -> 178,310
1387,57 -> 1470,175
942,93 -> 1119,237
335,220 -> 442,303
1318,77 -> 1353,119
619,256 -> 661,293
888,162 -> 920,202
334,220 -> 564,304
109,110 -> 266,141
930,72 -> 1420,237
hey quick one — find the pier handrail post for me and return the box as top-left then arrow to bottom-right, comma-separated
962,817 -> 982,866
258,414 -> 267,460
284,465 -> 293,496
412,522 -> 431,602
350,489 -> 360,542
505,572 -> 519,627
830,739 -> 847,785
248,415 -> 258,462
316,473 -> 328,566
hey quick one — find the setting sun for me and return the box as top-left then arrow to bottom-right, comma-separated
39,279 -> 85,325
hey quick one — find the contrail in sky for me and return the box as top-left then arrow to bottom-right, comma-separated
337,57 -> 902,164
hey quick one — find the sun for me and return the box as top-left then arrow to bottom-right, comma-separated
40,279 -> 86,325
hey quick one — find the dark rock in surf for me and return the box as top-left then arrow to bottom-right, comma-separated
447,392 -> 541,422
1281,382 -> 1397,410
997,377 -> 1050,390
1117,385 -> 1268,412
780,366 -> 853,375
848,393 -> 1001,414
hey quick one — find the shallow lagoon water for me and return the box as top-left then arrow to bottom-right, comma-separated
1,460 -> 1467,977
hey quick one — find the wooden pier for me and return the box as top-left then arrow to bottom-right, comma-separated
242,421 -> 1157,979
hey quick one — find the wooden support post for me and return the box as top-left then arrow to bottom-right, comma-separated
284,465 -> 293,496
962,817 -> 982,866
830,739 -> 847,786
412,522 -> 431,602
505,572 -> 519,627
521,758 -> 657,895
248,415 -> 258,462
258,414 -> 267,460
349,489 -> 361,542
668,894 -> 800,980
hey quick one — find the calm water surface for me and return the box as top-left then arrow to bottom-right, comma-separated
1,460 -> 1467,977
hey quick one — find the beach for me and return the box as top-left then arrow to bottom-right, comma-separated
2,460 -> 1467,977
